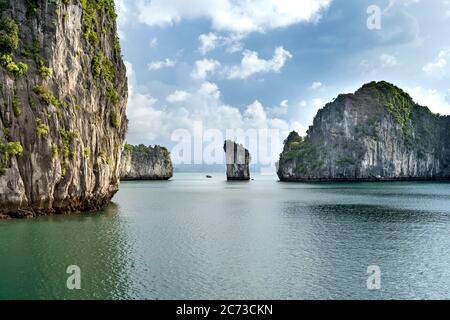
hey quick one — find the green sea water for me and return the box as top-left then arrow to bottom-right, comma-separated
1,173 -> 450,300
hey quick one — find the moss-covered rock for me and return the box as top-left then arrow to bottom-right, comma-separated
120,144 -> 173,181
278,81 -> 450,181
0,0 -> 127,217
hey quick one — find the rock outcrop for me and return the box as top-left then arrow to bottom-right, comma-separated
278,81 -> 450,182
0,0 -> 127,218
120,144 -> 173,181
224,140 -> 251,181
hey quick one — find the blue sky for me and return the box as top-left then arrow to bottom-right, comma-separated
116,0 -> 450,159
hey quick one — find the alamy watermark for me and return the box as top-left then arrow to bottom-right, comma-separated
170,121 -> 286,174
367,5 -> 382,30
165,2 -> 386,173
66,265 -> 81,290
367,265 -> 382,290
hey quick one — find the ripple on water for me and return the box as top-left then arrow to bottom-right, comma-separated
1,175 -> 450,299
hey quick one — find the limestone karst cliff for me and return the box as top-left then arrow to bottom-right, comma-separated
224,140 -> 251,181
120,144 -> 173,181
278,81 -> 450,182
0,0 -> 127,218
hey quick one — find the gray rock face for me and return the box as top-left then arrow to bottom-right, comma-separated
0,1 -> 127,218
278,81 -> 450,182
120,144 -> 173,181
224,140 -> 251,181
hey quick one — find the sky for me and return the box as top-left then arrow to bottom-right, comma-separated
115,0 -> 450,166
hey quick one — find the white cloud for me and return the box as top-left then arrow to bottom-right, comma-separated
290,121 -> 309,137
407,86 -> 450,115
423,50 -> 449,75
199,82 -> 221,99
311,81 -> 322,90
380,54 -> 398,67
115,0 -> 129,39
244,100 -> 268,126
166,90 -> 191,103
225,37 -> 244,53
312,98 -> 325,109
125,61 -> 303,164
267,100 -> 289,117
136,0 -> 332,33
224,46 -> 293,79
149,37 -> 159,48
295,98 -> 325,110
191,59 -> 221,79
198,33 -> 219,55
198,32 -> 244,55
284,98 -> 328,138
148,58 -> 177,70
125,61 -> 167,141
193,46 -> 292,80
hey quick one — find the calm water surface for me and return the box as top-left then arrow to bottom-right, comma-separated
1,173 -> 450,300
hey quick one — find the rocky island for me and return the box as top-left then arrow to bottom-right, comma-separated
278,81 -> 450,182
0,0 -> 127,218
224,140 -> 251,181
120,144 -> 173,181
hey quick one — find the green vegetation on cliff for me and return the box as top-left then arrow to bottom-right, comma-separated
12,95 -> 21,116
0,17 -> 28,175
363,81 -> 439,145
80,0 -> 121,130
0,141 -> 22,175
279,131 -> 322,174
0,16 -> 18,53
0,16 -> 28,78
33,85 -> 60,107
278,81 -> 450,181
35,119 -> 49,137
21,39 -> 52,80
0,0 -> 128,216
126,144 -> 171,163
124,143 -> 133,153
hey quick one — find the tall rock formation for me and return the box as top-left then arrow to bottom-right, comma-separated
120,144 -> 173,181
0,0 -> 127,218
278,81 -> 450,182
224,140 -> 251,181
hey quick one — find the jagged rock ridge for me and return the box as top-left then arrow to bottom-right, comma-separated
224,140 -> 251,181
0,0 -> 127,218
120,144 -> 173,181
278,81 -> 450,182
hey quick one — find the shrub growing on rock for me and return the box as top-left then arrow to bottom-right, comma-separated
0,17 -> 19,54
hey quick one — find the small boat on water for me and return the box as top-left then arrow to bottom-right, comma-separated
369,174 -> 385,181
206,175 -> 213,179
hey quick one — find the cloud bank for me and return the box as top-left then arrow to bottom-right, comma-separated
125,61 -> 306,160
136,0 -> 332,33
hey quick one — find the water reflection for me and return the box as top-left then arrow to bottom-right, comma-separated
278,204 -> 450,299
1,174 -> 450,299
